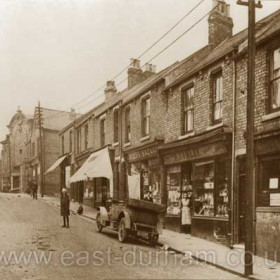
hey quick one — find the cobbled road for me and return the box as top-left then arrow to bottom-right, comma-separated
0,193 -> 243,280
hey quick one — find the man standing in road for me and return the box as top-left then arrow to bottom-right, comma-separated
61,188 -> 70,228
32,179 -> 38,200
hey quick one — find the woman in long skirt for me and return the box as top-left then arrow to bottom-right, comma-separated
180,193 -> 191,234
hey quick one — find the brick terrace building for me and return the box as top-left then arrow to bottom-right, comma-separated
56,0 -> 280,262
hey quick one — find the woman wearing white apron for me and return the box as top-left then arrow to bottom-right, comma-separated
180,192 -> 191,235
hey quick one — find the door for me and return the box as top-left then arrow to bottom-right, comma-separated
238,160 -> 246,244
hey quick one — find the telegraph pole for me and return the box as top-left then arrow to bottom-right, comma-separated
236,0 -> 262,276
37,101 -> 44,197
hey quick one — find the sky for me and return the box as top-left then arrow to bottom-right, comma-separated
0,0 -> 280,144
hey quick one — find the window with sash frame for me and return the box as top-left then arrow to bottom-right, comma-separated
141,97 -> 150,137
270,47 -> 280,111
212,72 -> 223,124
182,86 -> 194,134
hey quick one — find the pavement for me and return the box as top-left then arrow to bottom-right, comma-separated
0,192 -> 243,280
40,195 -> 280,280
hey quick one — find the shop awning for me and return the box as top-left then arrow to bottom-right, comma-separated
44,155 -> 68,175
69,147 -> 113,197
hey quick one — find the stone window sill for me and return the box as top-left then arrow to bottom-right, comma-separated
178,132 -> 195,140
262,111 -> 280,122
140,135 -> 150,142
206,122 -> 223,131
123,142 -> 131,148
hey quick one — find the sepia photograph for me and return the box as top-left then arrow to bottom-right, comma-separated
0,0 -> 280,279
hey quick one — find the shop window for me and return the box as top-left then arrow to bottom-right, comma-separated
113,109 -> 119,143
141,97 -> 150,137
125,107 -> 131,143
270,47 -> 280,111
193,160 -> 229,218
258,156 -> 280,207
215,159 -> 229,217
212,71 -> 223,124
84,124 -> 88,150
182,86 -> 194,134
100,118 -> 105,147
193,162 -> 215,217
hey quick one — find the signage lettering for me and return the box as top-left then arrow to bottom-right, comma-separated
164,143 -> 227,165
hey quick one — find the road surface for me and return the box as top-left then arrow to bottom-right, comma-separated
0,193 -> 243,280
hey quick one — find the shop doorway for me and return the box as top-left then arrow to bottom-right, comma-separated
238,159 -> 246,244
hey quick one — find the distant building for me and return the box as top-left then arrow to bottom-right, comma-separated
0,107 -> 80,195
25,107 -> 80,196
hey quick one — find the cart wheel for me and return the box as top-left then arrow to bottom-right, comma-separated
96,212 -> 103,233
149,233 -> 159,246
118,217 -> 129,243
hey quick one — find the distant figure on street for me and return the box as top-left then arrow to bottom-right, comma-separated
28,178 -> 33,197
32,179 -> 38,200
77,203 -> 83,215
61,188 -> 70,228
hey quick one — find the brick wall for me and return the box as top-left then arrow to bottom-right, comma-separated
164,59 -> 234,143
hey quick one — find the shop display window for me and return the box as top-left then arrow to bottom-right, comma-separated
84,180 -> 94,198
258,156 -> 280,207
215,159 -> 229,217
167,166 -> 181,215
193,160 -> 229,218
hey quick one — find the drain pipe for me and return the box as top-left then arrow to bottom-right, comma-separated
230,57 -> 237,247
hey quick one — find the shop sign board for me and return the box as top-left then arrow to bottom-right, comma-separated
127,145 -> 158,162
163,142 -> 227,165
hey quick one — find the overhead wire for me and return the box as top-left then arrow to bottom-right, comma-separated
43,0 -> 207,120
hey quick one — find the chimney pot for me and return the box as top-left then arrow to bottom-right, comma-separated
208,0 -> 233,47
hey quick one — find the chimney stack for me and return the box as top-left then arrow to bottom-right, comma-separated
104,80 -> 117,101
208,0 -> 233,47
127,58 -> 143,89
142,63 -> 156,80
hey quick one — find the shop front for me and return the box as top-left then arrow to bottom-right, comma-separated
123,139 -> 164,204
70,146 -> 113,208
255,130 -> 280,262
159,127 -> 232,243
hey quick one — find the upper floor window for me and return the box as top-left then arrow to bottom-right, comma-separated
84,124 -> 88,150
212,72 -> 223,124
141,97 -> 150,137
113,109 -> 119,143
77,127 -> 81,153
125,107 -> 131,143
182,86 -> 194,134
100,118 -> 105,147
61,135 -> 64,155
69,130 -> 72,153
270,47 -> 280,111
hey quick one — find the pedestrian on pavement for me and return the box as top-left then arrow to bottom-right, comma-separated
77,203 -> 83,215
61,188 -> 70,228
28,178 -> 33,197
32,179 -> 38,200
179,192 -> 192,236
